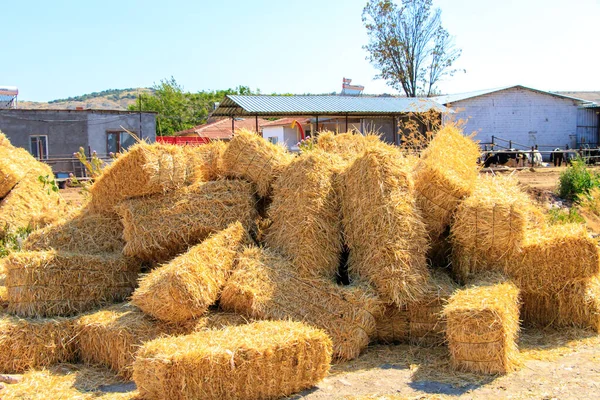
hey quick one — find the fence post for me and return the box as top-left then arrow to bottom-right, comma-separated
509,140 -> 512,149
530,146 -> 534,167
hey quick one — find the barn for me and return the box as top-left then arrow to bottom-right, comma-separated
434,85 -> 599,154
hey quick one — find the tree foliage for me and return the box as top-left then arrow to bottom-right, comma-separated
362,0 -> 462,97
129,77 -> 257,136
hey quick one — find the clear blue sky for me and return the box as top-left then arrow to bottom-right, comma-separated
3,0 -> 599,102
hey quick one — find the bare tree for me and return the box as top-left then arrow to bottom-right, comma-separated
362,0 -> 462,97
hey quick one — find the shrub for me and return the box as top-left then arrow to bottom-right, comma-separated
547,207 -> 585,225
558,158 -> 600,200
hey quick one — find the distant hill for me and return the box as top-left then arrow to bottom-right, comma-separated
19,88 -> 153,110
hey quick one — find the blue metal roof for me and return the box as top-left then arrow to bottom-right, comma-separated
211,95 -> 448,117
433,85 -> 592,105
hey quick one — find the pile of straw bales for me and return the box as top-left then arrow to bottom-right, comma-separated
0,122 -> 600,399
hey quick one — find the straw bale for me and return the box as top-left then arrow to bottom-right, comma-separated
341,145 -> 430,306
451,174 -> 541,282
0,145 -> 32,198
116,179 -> 257,262
0,313 -> 76,373
89,142 -> 187,213
221,246 -> 381,361
266,150 -> 344,279
316,131 -> 384,162
0,162 -> 66,236
183,140 -> 227,183
0,264 -> 6,310
133,320 -> 332,400
131,222 -> 252,323
23,206 -> 124,254
76,303 -> 249,379
414,124 -> 480,239
0,130 -> 10,147
221,128 -> 294,197
374,304 -> 409,344
443,273 -> 520,375
508,223 -> 600,293
407,270 -> 458,346
5,250 -> 141,317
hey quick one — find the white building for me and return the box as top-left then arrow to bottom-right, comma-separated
434,85 -> 598,151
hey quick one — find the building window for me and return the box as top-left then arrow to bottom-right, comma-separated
29,135 -> 48,160
268,137 -> 278,144
107,131 -> 136,154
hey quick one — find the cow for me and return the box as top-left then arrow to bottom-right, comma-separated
550,148 -> 564,167
483,149 -> 527,168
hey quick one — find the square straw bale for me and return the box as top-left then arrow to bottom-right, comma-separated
133,320 -> 332,400
316,131 -> 384,162
0,145 -> 32,198
0,162 -> 66,236
221,128 -> 294,197
407,270 -> 458,347
131,222 -> 252,323
23,205 -> 124,254
373,304 -> 409,344
76,302 -> 249,379
265,150 -> 344,279
451,174 -> 542,282
89,142 -> 187,213
221,246 -> 382,361
507,223 -> 600,293
116,179 -> 257,262
183,140 -> 227,183
341,145 -> 430,306
0,313 -> 76,373
5,250 -> 141,317
414,124 -> 480,239
443,273 -> 520,375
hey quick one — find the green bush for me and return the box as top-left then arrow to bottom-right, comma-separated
0,227 -> 31,258
558,158 -> 600,200
547,207 -> 585,225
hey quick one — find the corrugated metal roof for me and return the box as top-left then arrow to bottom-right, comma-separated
212,95 -> 448,117
433,85 -> 592,105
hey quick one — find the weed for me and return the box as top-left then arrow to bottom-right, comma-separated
557,158 -> 600,200
547,207 -> 585,225
0,226 -> 31,258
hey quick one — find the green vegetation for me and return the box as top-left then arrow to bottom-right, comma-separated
49,88 -> 147,104
37,175 -> 59,195
0,227 -> 31,258
547,207 -> 585,225
557,158 -> 600,201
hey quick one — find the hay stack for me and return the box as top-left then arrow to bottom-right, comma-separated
23,206 -> 124,254
0,130 -> 10,147
221,128 -> 293,197
0,161 -> 65,236
316,131 -> 383,162
183,141 -> 227,183
116,179 -> 257,262
443,273 -> 520,375
508,223 -> 600,293
131,222 -> 251,323
414,124 -> 480,239
221,246 -> 381,361
5,250 -> 141,317
89,142 -> 187,213
0,263 -> 7,310
133,320 -> 332,400
77,303 -> 249,379
451,174 -> 541,282
374,305 -> 409,344
0,314 -> 76,373
0,145 -> 31,198
341,146 -> 430,306
266,150 -> 343,279
407,270 -> 458,346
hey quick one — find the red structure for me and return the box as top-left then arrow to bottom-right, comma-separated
156,136 -> 210,146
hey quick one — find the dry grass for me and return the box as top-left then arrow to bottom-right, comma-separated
0,313 -> 76,373
373,305 -> 409,344
131,222 -> 251,323
266,150 -> 344,279
183,140 -> 227,183
443,273 -> 520,375
220,246 -> 382,361
89,142 -> 187,213
414,124 -> 480,239
116,179 -> 257,262
221,128 -> 294,198
5,250 -> 141,317
133,320 -> 332,400
0,145 -> 31,198
316,131 -> 384,163
341,145 -> 430,306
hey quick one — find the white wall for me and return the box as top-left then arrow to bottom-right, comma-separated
443,87 -> 579,150
262,126 -> 285,146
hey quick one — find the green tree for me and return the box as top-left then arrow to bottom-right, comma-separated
362,0 -> 462,97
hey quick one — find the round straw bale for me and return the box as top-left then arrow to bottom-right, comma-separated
183,140 -> 227,184
443,273 -> 521,375
220,246 -> 381,361
414,124 -> 480,239
133,320 -> 332,400
131,222 -> 252,323
341,146 -> 430,306
5,250 -> 141,317
266,150 -> 344,279
0,313 -> 76,373
89,142 -> 187,213
0,145 -> 32,198
221,128 -> 294,197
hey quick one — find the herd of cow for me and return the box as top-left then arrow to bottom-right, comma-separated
482,147 -> 600,168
